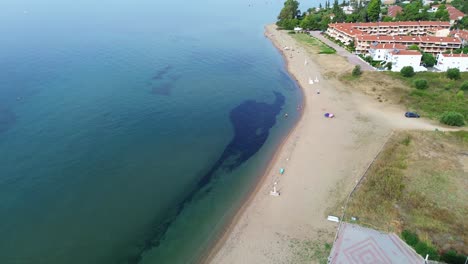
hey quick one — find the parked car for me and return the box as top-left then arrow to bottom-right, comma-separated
405,112 -> 420,118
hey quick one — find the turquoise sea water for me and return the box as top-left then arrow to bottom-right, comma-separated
0,0 -> 305,263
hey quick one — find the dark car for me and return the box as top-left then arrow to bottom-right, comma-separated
405,112 -> 420,118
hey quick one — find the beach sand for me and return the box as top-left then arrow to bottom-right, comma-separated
205,24 -> 449,264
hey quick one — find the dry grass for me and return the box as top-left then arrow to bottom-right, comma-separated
345,131 -> 468,254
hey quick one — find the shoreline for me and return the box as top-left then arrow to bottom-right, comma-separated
205,24 -> 450,264
199,26 -> 308,264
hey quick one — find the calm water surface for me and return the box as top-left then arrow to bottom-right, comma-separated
0,0 -> 307,263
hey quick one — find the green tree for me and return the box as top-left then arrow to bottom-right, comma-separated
434,4 -> 450,21
367,0 -> 381,22
460,81 -> 468,91
446,68 -> 461,80
300,14 -> 320,30
277,0 -> 300,28
352,65 -> 362,76
422,53 -> 436,67
414,79 -> 428,89
400,66 -> 415,77
407,44 -> 421,51
333,0 -> 346,22
397,0 -> 428,21
440,111 -> 465,126
382,16 -> 393,22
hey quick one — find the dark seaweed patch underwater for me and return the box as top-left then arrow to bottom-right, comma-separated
128,92 -> 285,263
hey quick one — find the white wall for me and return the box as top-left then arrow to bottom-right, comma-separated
435,55 -> 468,72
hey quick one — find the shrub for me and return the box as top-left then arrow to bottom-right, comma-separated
422,53 -> 436,67
414,79 -> 428,90
400,66 -> 415,77
460,81 -> 468,91
441,250 -> 467,264
414,241 -> 440,260
352,65 -> 362,77
386,62 -> 392,70
402,230 -> 419,246
446,68 -> 460,80
456,90 -> 464,100
440,111 -> 465,126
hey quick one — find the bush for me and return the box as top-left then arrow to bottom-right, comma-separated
414,241 -> 440,260
446,68 -> 460,80
456,90 -> 464,100
400,66 -> 415,77
460,81 -> 468,91
352,65 -> 362,77
440,111 -> 465,126
402,230 -> 419,246
422,53 -> 436,67
386,62 -> 392,70
441,250 -> 467,264
414,79 -> 428,90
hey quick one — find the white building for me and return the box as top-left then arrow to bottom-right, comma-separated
342,6 -> 354,15
369,43 -> 407,61
384,50 -> 425,72
435,53 -> 468,72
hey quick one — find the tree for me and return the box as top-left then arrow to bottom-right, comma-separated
400,66 -> 415,77
414,79 -> 428,89
300,14 -> 320,30
460,81 -> 468,91
333,0 -> 346,22
446,68 -> 461,80
367,0 -> 381,22
434,4 -> 450,21
440,111 -> 465,126
407,45 -> 421,51
352,65 -> 362,76
422,53 -> 436,67
277,0 -> 300,29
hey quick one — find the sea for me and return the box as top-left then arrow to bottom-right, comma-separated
0,0 -> 304,263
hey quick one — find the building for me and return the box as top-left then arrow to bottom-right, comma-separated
430,5 -> 465,24
387,5 -> 403,18
435,53 -> 468,72
326,21 -> 461,55
385,50 -> 424,72
342,6 -> 355,15
369,43 -> 407,61
450,30 -> 468,46
355,35 -> 461,55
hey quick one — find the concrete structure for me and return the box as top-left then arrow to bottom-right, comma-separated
450,30 -> 468,46
435,53 -> 468,72
342,6 -> 355,15
384,50 -> 424,72
326,22 -> 461,55
329,223 -> 424,264
387,5 -> 403,18
355,35 -> 461,55
368,43 -> 407,61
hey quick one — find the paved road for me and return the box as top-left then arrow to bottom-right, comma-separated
309,31 -> 375,71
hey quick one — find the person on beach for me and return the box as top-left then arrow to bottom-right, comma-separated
316,89 -> 320,94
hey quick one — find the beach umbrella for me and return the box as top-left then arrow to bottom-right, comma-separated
279,168 -> 285,174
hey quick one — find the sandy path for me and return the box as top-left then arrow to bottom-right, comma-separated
205,25 -> 454,264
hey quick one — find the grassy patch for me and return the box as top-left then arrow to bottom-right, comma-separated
291,33 -> 336,54
289,239 -> 332,264
345,131 -> 468,257
385,71 -> 468,122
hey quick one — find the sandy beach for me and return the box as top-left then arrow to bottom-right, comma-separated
205,24 -> 449,264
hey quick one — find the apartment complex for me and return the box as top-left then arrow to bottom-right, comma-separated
326,21 -> 462,55
435,53 -> 468,72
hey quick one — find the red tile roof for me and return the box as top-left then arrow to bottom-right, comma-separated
389,50 -> 421,56
356,35 -> 461,44
388,6 -> 403,17
433,5 -> 465,21
369,43 -> 407,50
440,53 -> 468,58
450,30 -> 468,40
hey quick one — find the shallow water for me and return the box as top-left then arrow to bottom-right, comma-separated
0,0 -> 306,263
